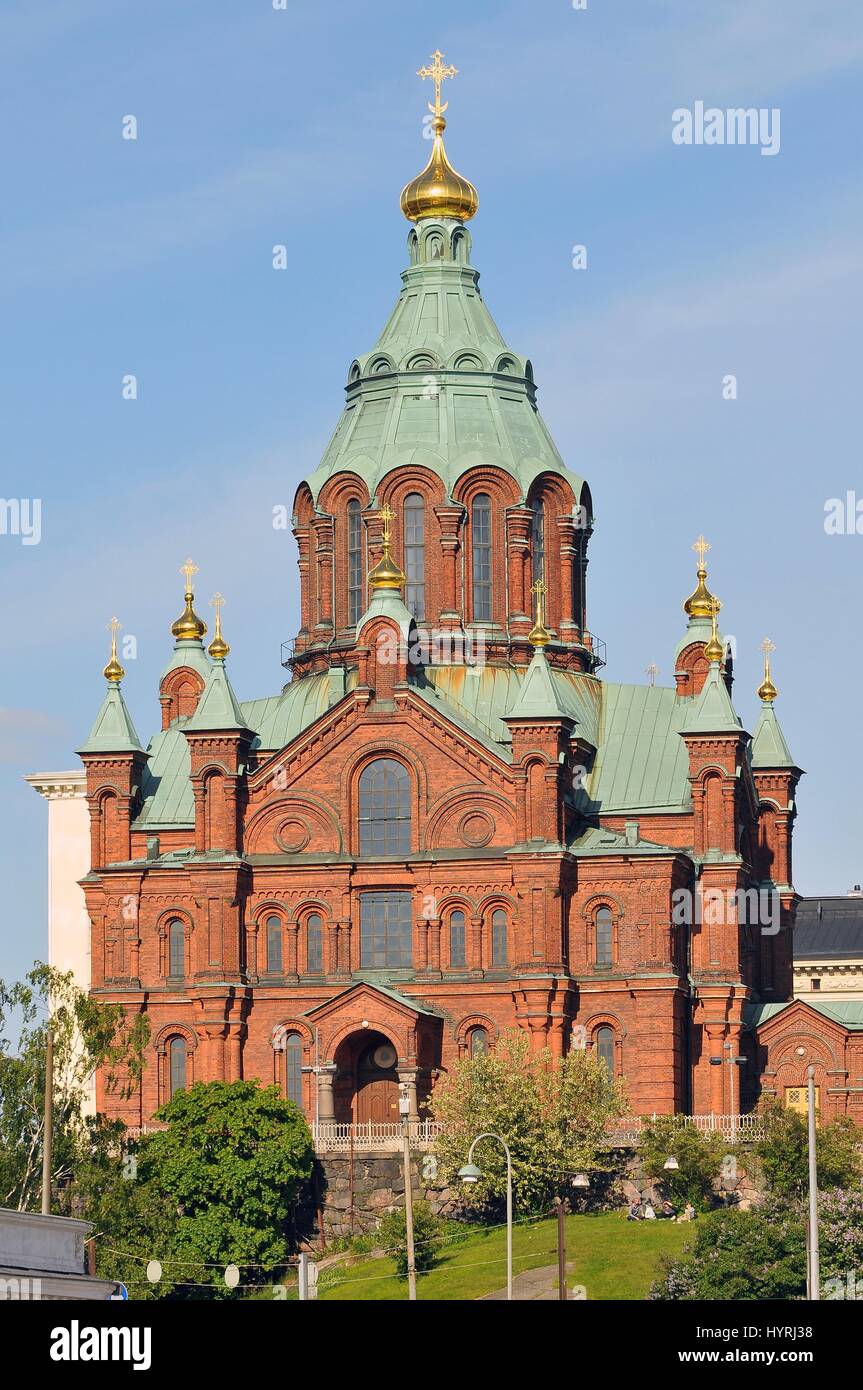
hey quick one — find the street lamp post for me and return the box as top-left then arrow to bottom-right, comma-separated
458,1133 -> 513,1301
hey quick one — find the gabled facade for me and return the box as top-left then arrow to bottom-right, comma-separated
75,58 -> 815,1130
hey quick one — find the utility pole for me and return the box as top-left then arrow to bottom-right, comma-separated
807,1065 -> 820,1301
555,1197 -> 568,1301
399,1083 -> 417,1301
42,1029 -> 53,1216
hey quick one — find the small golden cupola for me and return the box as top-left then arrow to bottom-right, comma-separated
400,50 -> 479,224
704,598 -> 725,663
171,558 -> 208,642
208,592 -> 230,662
684,535 -> 718,619
103,616 -> 125,683
758,637 -> 778,702
528,579 -> 552,648
367,503 -> 407,591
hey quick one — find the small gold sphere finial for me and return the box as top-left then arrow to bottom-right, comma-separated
400,50 -> 479,223
367,502 -> 407,592
103,616 -> 125,683
758,637 -> 778,702
208,593 -> 230,661
684,534 -> 718,619
704,597 -> 725,663
171,558 -> 207,641
528,578 -> 552,648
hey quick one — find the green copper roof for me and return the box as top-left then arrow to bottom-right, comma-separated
505,648 -> 573,721
78,683 -> 144,756
356,586 -> 414,642
587,682 -> 692,813
751,701 -> 796,769
684,661 -> 742,736
303,221 -> 586,508
674,615 -> 712,663
184,661 -> 250,734
160,638 -> 211,682
749,999 -> 863,1031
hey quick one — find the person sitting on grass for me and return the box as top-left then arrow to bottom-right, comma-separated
661,1200 -> 676,1220
643,1199 -> 657,1219
627,1200 -> 643,1221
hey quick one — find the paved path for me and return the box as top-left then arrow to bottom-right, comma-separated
481,1262 -> 578,1301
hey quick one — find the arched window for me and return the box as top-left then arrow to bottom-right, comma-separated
595,1026 -> 615,1079
491,909 -> 507,967
449,910 -> 466,968
168,919 -> 185,978
169,1037 -> 187,1097
471,493 -> 492,621
404,493 -> 426,621
347,499 -> 363,625
595,907 -> 613,966
359,759 -> 411,855
306,913 -> 323,973
266,914 -> 283,973
285,1033 -> 303,1107
470,1027 -> 489,1057
531,498 -> 545,583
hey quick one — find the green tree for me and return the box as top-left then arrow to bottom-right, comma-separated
431,1030 -> 627,1214
135,1081 -> 315,1297
0,963 -> 148,1211
639,1117 -> 727,1211
754,1100 -> 863,1199
378,1201 -> 441,1280
651,1201 -> 806,1301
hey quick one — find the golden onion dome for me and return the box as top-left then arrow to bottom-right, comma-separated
684,535 -> 718,619
704,599 -> 725,663
171,559 -> 207,642
528,578 -> 551,648
367,504 -> 406,592
103,616 -> 125,682
400,114 -> 479,223
207,592 -> 230,662
758,638 -> 778,702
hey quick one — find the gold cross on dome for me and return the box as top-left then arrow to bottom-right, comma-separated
646,662 -> 659,686
180,557 -> 199,594
530,578 -> 547,599
761,637 -> 776,658
417,49 -> 458,118
692,535 -> 710,569
106,615 -> 122,643
379,502 -> 395,544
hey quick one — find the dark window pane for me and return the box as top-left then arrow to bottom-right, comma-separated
450,910 -> 466,968
307,913 -> 323,972
169,1037 -> 186,1097
267,914 -> 283,973
470,1027 -> 489,1056
404,493 -> 425,621
491,909 -> 507,966
285,1034 -> 303,1106
532,499 -> 545,584
360,892 -> 413,968
168,920 -> 184,977
472,493 -> 493,622
348,500 -> 363,625
359,759 -> 411,856
596,1025 -> 615,1078
596,907 -> 613,966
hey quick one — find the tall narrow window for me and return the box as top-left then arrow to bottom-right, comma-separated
359,759 -> 411,855
169,1037 -> 187,1097
168,919 -> 185,978
266,914 -> 283,973
595,907 -> 613,966
470,1027 -> 489,1057
307,913 -> 323,973
285,1033 -> 303,1107
595,1026 -> 615,1079
360,891 -> 413,968
449,910 -> 466,968
404,493 -> 426,621
491,909 -> 507,967
347,499 -> 363,625
531,498 -> 545,583
472,493 -> 492,621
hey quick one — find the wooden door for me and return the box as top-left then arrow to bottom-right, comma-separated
355,1040 -> 399,1123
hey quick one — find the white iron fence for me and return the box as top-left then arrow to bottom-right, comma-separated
311,1120 -> 441,1153
606,1114 -> 766,1146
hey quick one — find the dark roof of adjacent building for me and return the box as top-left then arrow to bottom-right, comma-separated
794,895 -> 863,960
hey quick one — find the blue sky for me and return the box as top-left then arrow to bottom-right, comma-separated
1,0 -> 861,986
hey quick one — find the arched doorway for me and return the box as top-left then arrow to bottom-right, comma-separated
355,1034 -> 399,1123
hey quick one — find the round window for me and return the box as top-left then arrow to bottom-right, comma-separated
372,1043 -> 398,1071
